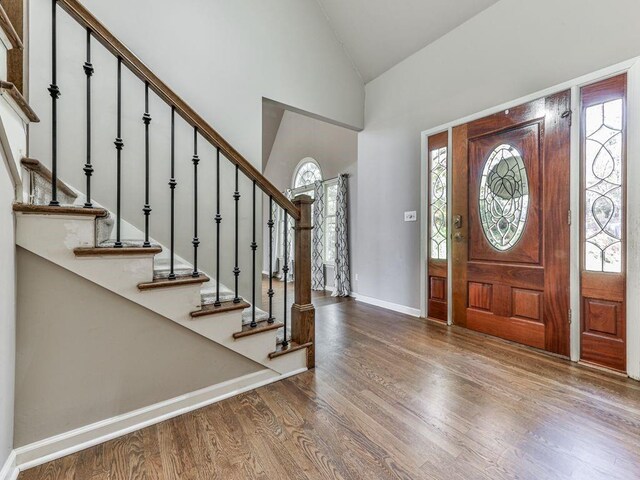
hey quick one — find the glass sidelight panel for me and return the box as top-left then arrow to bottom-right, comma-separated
429,146 -> 448,259
580,73 -> 627,372
427,131 -> 449,322
584,99 -> 624,272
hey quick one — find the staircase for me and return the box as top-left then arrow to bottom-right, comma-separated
10,0 -> 316,378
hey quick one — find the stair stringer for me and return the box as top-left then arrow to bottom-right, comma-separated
15,212 -> 306,375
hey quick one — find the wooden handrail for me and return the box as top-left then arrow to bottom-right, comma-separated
57,0 -> 299,220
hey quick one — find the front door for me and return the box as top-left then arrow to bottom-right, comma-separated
452,91 -> 571,355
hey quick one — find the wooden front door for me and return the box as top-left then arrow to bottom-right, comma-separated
427,131 -> 448,322
452,91 -> 571,355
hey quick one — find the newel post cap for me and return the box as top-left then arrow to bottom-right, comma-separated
293,194 -> 314,205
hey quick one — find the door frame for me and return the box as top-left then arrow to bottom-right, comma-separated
420,56 -> 640,380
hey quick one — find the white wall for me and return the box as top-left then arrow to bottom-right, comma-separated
0,155 -> 16,470
356,0 -> 640,309
263,110 -> 357,288
27,0 -> 364,300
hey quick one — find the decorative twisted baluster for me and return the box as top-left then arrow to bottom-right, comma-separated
142,83 -> 152,247
250,181 -> 257,328
214,147 -> 221,306
114,57 -> 124,248
282,211 -> 289,348
192,127 -> 200,277
267,196 -> 275,323
168,106 -> 176,279
48,0 -> 60,206
83,28 -> 94,208
233,165 -> 241,303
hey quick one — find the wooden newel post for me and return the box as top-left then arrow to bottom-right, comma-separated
292,194 -> 316,369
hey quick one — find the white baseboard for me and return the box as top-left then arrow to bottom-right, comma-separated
351,292 -> 421,317
0,451 -> 18,480
14,367 -> 307,472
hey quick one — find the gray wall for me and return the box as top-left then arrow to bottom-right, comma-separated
355,0 -> 640,309
0,158 -> 16,469
14,248 -> 262,447
262,110 -> 357,288
26,0 -> 364,302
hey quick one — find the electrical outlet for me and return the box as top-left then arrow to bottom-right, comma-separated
355,274 -> 359,281
404,211 -> 417,222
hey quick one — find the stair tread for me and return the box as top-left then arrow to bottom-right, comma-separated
21,158 -> 76,198
13,203 -> 106,216
74,246 -> 162,257
1,82 -> 39,122
233,321 -> 283,339
268,341 -> 313,359
138,273 -> 210,290
191,300 -> 250,318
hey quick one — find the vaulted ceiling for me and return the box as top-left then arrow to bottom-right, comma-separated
316,0 -> 499,83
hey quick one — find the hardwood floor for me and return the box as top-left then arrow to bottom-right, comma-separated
19,300 -> 640,479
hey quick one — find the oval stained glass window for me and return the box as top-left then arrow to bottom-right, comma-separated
479,144 -> 529,251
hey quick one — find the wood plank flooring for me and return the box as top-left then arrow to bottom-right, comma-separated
19,299 -> 640,479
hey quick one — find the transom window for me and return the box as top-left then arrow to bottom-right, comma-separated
293,159 -> 322,189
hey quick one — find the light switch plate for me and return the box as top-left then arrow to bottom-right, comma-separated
404,211 -> 417,222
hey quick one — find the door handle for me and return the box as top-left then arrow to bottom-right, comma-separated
454,215 -> 463,229
453,232 -> 465,242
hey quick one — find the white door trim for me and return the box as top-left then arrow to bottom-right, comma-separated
420,56 -> 640,379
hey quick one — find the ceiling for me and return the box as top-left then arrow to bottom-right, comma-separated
316,0 -> 499,83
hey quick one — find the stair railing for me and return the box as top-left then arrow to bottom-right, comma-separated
41,0 -> 316,367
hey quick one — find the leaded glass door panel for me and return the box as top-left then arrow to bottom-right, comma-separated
452,91 -> 571,355
427,131 -> 448,322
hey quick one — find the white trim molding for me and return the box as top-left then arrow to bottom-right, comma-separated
0,451 -> 18,480
352,292 -> 421,317
14,367 -> 307,473
420,56 -> 640,378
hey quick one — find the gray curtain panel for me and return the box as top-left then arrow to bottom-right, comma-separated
332,174 -> 351,296
312,180 -> 325,290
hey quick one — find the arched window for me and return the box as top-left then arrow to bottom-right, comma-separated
293,158 -> 322,189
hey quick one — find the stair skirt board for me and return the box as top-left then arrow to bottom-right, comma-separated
13,367 -> 307,472
15,212 -> 305,372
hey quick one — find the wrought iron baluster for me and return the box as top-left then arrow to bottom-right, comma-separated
250,181 -> 257,328
192,127 -> 200,277
267,196 -> 275,323
168,106 -> 176,279
282,211 -> 289,348
114,57 -> 124,248
214,148 -> 221,306
48,0 -> 60,206
83,28 -> 94,208
142,83 -> 152,247
233,165 -> 241,303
